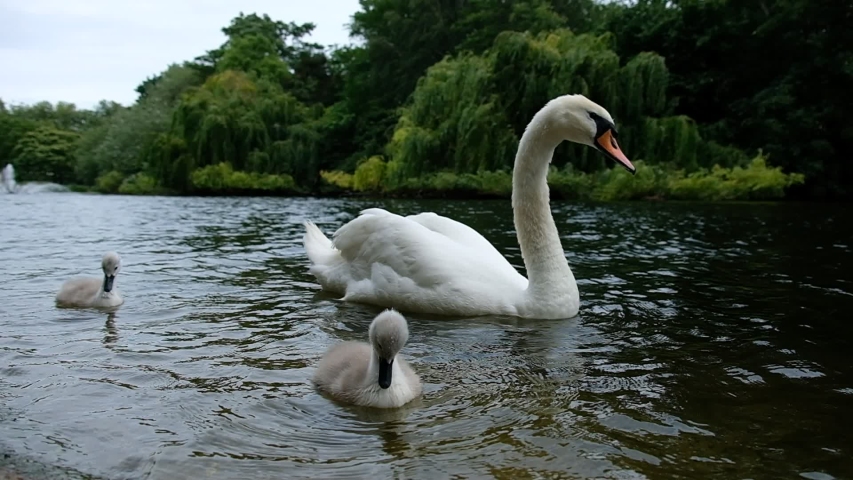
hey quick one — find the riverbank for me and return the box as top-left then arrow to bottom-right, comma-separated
58,155 -> 807,202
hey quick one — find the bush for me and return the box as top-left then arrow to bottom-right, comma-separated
118,173 -> 165,195
94,170 -> 124,193
548,165 -> 595,200
593,160 -> 668,201
189,162 -> 299,194
313,154 -> 805,202
668,154 -> 805,201
352,156 -> 387,192
319,170 -> 353,189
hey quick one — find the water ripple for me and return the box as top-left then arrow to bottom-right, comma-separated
0,194 -> 851,479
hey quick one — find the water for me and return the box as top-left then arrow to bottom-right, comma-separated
2,182 -> 69,195
1,164 -> 16,194
1,192 -> 851,480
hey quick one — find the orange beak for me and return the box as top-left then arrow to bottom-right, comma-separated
596,130 -> 635,174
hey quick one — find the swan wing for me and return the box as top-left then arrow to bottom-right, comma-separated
328,209 -> 527,316
335,208 -> 519,280
56,277 -> 100,306
404,211 -> 512,267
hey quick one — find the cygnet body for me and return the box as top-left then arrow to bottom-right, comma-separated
313,309 -> 422,408
56,252 -> 124,308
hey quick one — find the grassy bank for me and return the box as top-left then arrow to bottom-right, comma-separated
75,153 -> 805,201
319,154 -> 805,201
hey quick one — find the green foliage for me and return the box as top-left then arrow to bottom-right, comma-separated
319,169 -> 353,190
3,2 -> 838,201
195,13 -> 335,107
164,70 -> 322,190
389,29 -> 734,181
352,156 -> 387,192
342,0 -> 602,164
5,101 -> 99,132
547,165 -> 595,200
0,98 -> 119,184
388,53 -> 516,178
118,173 -> 165,195
95,169 -> 172,196
592,161 -> 668,201
322,154 -> 803,201
667,155 -> 806,201
75,64 -> 202,185
12,126 -> 80,183
0,113 -> 38,164
94,170 -> 124,193
600,0 -> 852,198
190,162 -> 298,194
393,170 -> 513,198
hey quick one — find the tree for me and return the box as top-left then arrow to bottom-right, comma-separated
13,126 -> 80,183
387,29 -> 747,180
0,112 -> 38,164
600,0 -> 853,199
158,69 -> 322,191
193,13 -> 336,107
75,64 -> 202,184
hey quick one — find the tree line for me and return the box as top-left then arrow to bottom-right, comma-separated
1,0 -> 847,201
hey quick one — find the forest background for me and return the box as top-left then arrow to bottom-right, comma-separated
1,0 -> 848,202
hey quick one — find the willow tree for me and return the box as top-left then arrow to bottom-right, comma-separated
387,54 -> 518,179
602,0 -> 851,199
163,69 -> 322,191
388,28 -> 747,181
75,64 -> 202,185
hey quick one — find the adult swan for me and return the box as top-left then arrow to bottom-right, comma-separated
303,94 -> 635,319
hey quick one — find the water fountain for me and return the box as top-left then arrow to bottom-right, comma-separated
2,163 -> 17,193
1,164 -> 70,194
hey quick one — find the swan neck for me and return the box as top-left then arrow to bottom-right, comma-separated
511,116 -> 574,294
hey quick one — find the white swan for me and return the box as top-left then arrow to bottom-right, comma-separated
303,94 -> 635,319
56,252 -> 124,308
313,309 -> 422,408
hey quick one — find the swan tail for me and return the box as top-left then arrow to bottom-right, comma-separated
303,221 -> 347,293
303,220 -> 337,264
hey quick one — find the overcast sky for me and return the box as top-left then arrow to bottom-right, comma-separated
0,0 -> 361,109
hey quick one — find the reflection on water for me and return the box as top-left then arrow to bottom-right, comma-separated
0,193 -> 851,479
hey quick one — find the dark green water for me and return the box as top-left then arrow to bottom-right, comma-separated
0,192 -> 851,479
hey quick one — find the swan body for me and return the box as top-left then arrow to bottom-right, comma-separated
303,94 -> 635,319
313,309 -> 422,408
56,252 -> 124,308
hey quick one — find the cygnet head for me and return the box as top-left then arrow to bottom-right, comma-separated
101,252 -> 121,293
368,309 -> 410,389
543,94 -> 635,174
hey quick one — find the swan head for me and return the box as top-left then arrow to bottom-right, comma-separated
545,94 -> 635,174
101,252 -> 121,293
368,309 -> 410,389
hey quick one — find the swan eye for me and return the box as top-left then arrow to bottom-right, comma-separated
588,111 -> 617,138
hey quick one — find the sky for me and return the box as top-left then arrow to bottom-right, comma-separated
0,0 -> 362,109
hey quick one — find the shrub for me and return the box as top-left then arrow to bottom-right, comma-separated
94,170 -> 124,193
118,173 -> 165,195
189,162 -> 298,194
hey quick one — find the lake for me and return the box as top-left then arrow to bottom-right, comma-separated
1,192 -> 851,479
